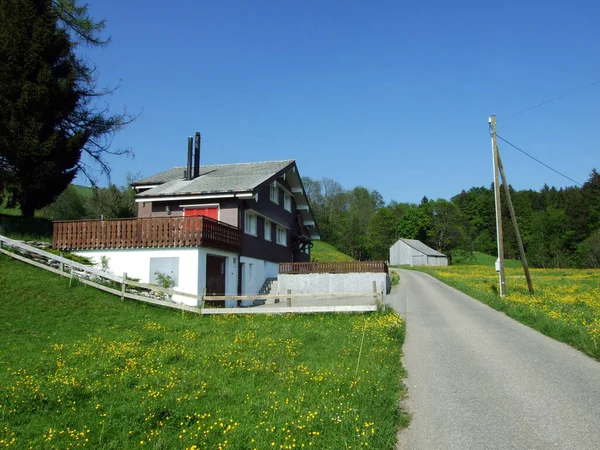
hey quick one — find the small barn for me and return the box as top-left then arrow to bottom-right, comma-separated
389,238 -> 448,266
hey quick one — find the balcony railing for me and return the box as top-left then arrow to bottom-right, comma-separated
53,216 -> 242,253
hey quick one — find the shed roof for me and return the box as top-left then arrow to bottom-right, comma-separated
134,160 -> 294,198
398,239 -> 447,257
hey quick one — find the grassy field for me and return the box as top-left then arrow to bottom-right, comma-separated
414,264 -> 600,360
0,254 -> 407,449
311,241 -> 354,262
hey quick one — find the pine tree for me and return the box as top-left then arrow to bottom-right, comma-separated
0,0 -> 133,216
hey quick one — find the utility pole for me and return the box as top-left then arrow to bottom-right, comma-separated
496,152 -> 535,295
489,115 -> 506,297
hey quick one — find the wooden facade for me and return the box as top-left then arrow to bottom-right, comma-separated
52,216 -> 242,253
279,261 -> 388,275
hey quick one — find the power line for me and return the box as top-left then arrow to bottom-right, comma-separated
502,79 -> 600,120
495,134 -> 583,187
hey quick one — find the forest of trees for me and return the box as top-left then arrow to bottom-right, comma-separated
303,169 -> 600,268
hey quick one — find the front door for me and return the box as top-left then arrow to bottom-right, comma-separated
206,255 -> 226,295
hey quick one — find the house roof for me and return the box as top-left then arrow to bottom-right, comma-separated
133,158 -> 321,239
133,160 -> 295,198
398,239 -> 447,257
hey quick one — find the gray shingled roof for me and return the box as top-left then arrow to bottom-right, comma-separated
134,160 -> 294,198
399,239 -> 447,257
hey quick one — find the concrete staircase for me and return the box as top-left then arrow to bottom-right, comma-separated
254,277 -> 279,305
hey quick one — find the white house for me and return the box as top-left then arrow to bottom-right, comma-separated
389,238 -> 448,266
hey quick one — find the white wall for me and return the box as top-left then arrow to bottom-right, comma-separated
278,273 -> 388,297
240,256 -> 278,295
74,248 -> 200,306
390,240 -> 419,266
427,255 -> 448,266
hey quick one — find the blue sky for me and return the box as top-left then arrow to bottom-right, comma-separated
78,0 -> 600,204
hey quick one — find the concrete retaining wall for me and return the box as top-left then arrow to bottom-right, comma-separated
277,273 -> 389,297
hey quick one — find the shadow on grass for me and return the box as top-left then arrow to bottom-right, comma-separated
0,213 -> 53,242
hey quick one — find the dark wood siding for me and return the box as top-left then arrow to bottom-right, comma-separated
241,182 -> 310,263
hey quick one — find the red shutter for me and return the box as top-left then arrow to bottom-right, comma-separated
184,208 -> 219,220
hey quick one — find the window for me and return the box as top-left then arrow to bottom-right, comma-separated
276,226 -> 287,246
264,219 -> 272,241
284,194 -> 292,212
270,182 -> 279,204
245,211 -> 257,235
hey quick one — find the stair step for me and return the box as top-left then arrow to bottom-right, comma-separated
255,277 -> 280,305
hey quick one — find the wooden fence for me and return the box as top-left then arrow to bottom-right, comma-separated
52,216 -> 242,253
279,260 -> 388,274
0,235 -> 381,315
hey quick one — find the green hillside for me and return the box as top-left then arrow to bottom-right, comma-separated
71,184 -> 95,199
0,184 -> 94,216
454,251 -> 523,269
0,185 -> 94,241
310,240 -> 354,262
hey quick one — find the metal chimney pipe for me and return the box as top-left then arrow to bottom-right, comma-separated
187,136 -> 193,180
193,132 -> 201,179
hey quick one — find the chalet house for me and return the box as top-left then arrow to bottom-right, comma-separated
52,134 -> 320,305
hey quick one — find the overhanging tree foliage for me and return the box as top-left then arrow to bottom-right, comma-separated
0,0 -> 133,216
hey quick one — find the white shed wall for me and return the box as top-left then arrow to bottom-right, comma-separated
389,240 -> 448,266
427,255 -> 448,266
390,240 -> 426,266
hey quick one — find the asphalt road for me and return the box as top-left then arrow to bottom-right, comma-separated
387,268 -> 600,450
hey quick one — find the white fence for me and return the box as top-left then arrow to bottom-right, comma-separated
0,235 -> 381,314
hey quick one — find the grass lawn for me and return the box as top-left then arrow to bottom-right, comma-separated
0,254 -> 407,449
1,193 -> 53,241
0,213 -> 53,242
453,251 -> 522,269
413,264 -> 600,360
311,241 -> 354,262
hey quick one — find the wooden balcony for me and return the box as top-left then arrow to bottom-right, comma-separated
279,260 -> 388,275
53,216 -> 242,253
